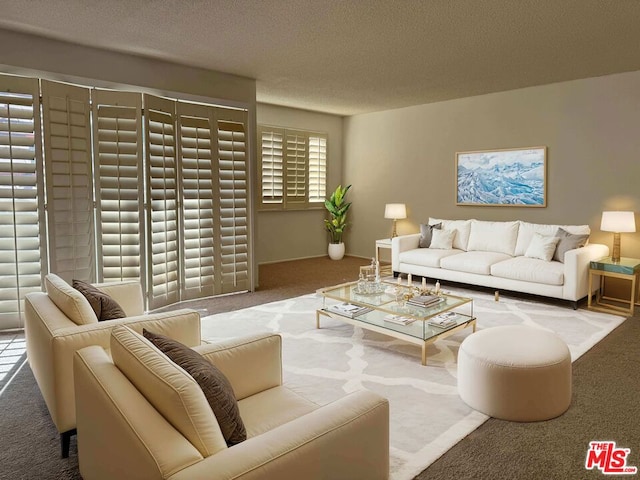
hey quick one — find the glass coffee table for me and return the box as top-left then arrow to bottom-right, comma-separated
316,281 -> 476,365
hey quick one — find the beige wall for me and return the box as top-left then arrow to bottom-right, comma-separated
256,103 -> 344,264
344,70 -> 640,260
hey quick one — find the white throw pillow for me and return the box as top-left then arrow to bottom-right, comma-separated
429,218 -> 472,251
430,229 -> 455,250
524,233 -> 560,262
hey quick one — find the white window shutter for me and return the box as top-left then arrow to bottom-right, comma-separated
258,125 -> 284,207
41,80 -> 95,284
92,89 -> 146,287
0,74 -> 46,330
144,94 -> 180,309
177,101 -> 217,300
308,135 -> 327,203
284,131 -> 308,208
218,110 -> 249,294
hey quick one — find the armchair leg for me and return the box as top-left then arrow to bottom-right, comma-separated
60,429 -> 76,458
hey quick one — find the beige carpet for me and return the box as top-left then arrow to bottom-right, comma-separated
200,285 -> 625,480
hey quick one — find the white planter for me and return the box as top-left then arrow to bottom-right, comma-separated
328,242 -> 345,260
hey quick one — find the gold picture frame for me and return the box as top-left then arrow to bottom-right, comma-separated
455,146 -> 547,207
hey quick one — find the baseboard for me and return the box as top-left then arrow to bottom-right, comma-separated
258,254 -> 331,265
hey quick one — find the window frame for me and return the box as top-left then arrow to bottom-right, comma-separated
257,124 -> 327,211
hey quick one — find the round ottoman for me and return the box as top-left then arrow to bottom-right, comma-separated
457,325 -> 572,422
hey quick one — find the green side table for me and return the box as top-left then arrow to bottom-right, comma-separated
588,257 -> 640,316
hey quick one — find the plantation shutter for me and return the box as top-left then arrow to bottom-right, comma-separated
308,134 -> 327,203
41,80 -> 95,284
144,94 -> 180,309
0,75 -> 46,330
258,125 -> 284,208
177,101 -> 218,300
218,110 -> 250,293
92,90 -> 145,285
284,130 -> 307,208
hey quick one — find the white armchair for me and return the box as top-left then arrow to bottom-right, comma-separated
73,328 -> 390,480
24,273 -> 201,458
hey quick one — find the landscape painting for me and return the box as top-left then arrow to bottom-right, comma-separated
456,146 -> 547,207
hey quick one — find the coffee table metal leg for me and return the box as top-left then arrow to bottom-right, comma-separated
422,343 -> 427,366
316,311 -> 320,329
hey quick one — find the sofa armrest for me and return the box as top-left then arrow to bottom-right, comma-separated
392,234 -> 420,270
74,346 -> 204,479
168,390 -> 390,480
563,243 -> 610,301
192,333 -> 282,401
93,280 -> 144,316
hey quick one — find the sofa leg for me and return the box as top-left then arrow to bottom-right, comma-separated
571,301 -> 578,310
60,429 -> 76,458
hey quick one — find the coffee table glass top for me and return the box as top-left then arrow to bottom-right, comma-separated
318,281 -> 474,341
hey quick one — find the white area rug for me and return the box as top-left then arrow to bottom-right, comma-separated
201,288 -> 625,480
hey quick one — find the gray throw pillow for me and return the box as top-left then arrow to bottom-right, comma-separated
142,329 -> 247,446
72,279 -> 126,321
419,222 -> 442,248
553,228 -> 589,263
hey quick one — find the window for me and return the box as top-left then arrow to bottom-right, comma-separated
258,125 -> 326,210
0,72 -> 252,328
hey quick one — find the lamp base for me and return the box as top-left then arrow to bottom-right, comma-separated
391,219 -> 398,238
611,232 -> 621,263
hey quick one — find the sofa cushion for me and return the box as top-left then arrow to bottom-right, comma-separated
430,229 -> 455,249
440,251 -> 512,275
515,222 -> 590,257
491,257 -> 564,286
399,248 -> 463,268
419,222 -> 441,248
72,279 -> 126,322
143,329 -> 246,446
45,274 -> 97,325
429,218 -> 472,251
553,228 -> 590,263
110,326 -> 227,458
525,233 -> 560,262
467,220 -> 519,255
238,386 -> 318,439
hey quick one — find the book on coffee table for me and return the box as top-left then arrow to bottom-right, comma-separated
428,312 -> 458,328
407,294 -> 444,307
384,314 -> 417,326
327,303 -> 373,318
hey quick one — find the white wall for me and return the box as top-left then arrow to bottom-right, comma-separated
256,103 -> 344,264
343,70 -> 640,259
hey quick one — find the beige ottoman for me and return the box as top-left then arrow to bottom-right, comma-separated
457,325 -> 572,421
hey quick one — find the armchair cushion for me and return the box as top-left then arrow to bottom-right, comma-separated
143,329 -> 247,446
45,273 -> 97,325
72,279 -> 126,321
111,326 -> 226,458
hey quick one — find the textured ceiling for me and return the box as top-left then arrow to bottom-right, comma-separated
1,0 -> 640,116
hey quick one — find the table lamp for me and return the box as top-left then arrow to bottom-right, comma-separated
600,211 -> 636,263
384,203 -> 406,238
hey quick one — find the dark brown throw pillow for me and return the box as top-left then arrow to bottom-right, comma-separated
72,279 -> 126,321
142,329 -> 246,446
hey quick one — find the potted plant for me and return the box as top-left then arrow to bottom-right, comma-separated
324,184 -> 352,260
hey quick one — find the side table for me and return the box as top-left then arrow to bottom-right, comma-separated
376,238 -> 393,277
587,256 -> 640,316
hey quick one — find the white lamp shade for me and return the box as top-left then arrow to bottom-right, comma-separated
384,203 -> 407,219
600,211 -> 636,233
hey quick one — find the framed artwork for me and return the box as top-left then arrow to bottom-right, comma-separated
455,146 -> 547,207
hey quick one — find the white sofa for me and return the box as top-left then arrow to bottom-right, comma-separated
392,218 -> 609,307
